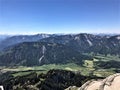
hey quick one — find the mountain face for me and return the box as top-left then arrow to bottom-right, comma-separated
40,34 -> 104,52
0,33 -> 120,66
0,42 -> 90,66
0,34 -> 56,51
40,34 -> 120,55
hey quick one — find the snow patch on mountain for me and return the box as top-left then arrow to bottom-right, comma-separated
74,36 -> 80,40
39,45 -> 46,64
116,36 -> 120,40
39,55 -> 44,64
42,45 -> 46,54
84,35 -> 93,46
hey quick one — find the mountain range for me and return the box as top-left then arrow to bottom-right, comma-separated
0,34 -> 58,51
40,33 -> 120,55
0,33 -> 120,66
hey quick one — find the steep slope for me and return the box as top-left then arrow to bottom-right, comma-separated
0,34 -> 55,51
0,42 -> 91,66
1,33 -> 120,55
0,33 -> 120,66
40,34 -> 106,52
40,34 -> 120,55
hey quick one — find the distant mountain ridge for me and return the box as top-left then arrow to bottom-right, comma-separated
0,35 -> 11,42
0,33 -> 120,66
40,33 -> 120,55
0,34 -> 58,51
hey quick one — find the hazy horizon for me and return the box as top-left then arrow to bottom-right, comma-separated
0,32 -> 120,36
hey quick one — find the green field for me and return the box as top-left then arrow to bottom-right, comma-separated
0,54 -> 119,77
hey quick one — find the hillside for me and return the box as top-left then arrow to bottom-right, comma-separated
0,34 -> 56,51
40,34 -> 120,55
0,33 -> 120,66
0,42 -> 91,66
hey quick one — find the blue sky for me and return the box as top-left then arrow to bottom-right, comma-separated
0,0 -> 120,34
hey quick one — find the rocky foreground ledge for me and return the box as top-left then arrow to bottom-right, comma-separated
65,73 -> 120,90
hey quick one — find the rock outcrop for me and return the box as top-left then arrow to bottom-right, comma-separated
65,73 -> 120,90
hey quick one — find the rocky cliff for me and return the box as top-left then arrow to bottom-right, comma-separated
65,73 -> 120,90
